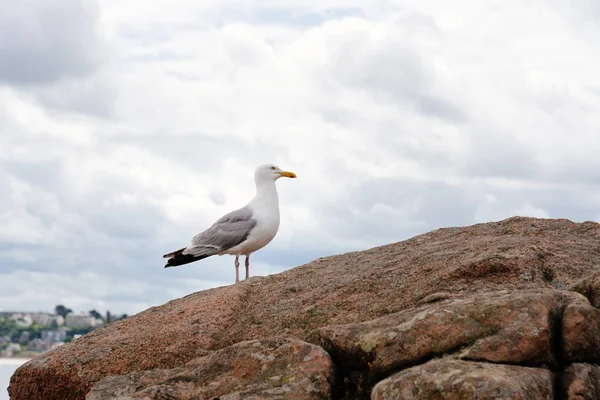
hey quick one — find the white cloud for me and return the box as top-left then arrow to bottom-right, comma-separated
515,203 -> 551,219
1,0 -> 600,314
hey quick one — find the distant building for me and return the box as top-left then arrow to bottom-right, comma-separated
11,313 -> 33,327
19,331 -> 30,343
1,312 -> 65,327
28,338 -> 46,352
7,343 -> 21,352
65,314 -> 94,328
23,328 -> 70,352
29,313 -> 67,327
0,312 -> 16,319
30,312 -> 52,326
1,342 -> 22,357
41,329 -> 67,343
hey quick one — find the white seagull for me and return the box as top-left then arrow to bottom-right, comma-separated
163,164 -> 297,283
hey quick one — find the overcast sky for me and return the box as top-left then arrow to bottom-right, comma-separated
1,0 -> 600,315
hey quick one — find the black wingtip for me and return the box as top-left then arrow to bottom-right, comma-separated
164,252 -> 212,268
163,247 -> 186,259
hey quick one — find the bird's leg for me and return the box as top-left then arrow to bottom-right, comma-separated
245,255 -> 250,280
235,255 -> 240,283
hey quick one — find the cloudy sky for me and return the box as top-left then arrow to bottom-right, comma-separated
1,0 -> 600,315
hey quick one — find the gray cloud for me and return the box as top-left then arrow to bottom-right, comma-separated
0,0 -> 103,85
209,190 -> 226,205
462,131 -> 540,179
33,72 -> 117,118
415,95 -> 466,122
323,21 -> 467,123
2,0 -> 600,316
315,178 -> 477,247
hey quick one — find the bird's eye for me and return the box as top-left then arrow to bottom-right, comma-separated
271,166 -> 276,170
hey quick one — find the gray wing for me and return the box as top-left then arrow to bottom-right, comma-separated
184,207 -> 257,257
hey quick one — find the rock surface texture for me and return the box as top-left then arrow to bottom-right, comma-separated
8,216 -> 600,399
86,337 -> 334,400
371,359 -> 554,400
563,363 -> 600,400
309,289 -> 584,375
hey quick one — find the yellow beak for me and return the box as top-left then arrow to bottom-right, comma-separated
279,171 -> 297,178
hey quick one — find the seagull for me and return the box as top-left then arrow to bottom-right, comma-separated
163,164 -> 297,283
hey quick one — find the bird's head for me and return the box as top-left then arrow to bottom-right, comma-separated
254,164 -> 297,182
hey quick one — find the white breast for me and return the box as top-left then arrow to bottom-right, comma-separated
246,212 -> 280,253
226,202 -> 280,256
225,178 -> 282,256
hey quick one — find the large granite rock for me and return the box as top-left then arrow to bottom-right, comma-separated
563,363 -> 600,400
86,337 -> 334,400
8,216 -> 600,399
309,289 -> 586,376
562,301 -> 600,364
571,271 -> 600,308
372,359 -> 553,400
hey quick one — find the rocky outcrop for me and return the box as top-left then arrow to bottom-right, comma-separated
563,301 -> 600,364
372,359 -> 554,400
86,337 -> 334,400
309,289 -> 584,376
563,363 -> 600,400
9,216 -> 600,399
571,271 -> 600,308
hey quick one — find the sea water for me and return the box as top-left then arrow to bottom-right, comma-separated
0,359 -> 29,400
